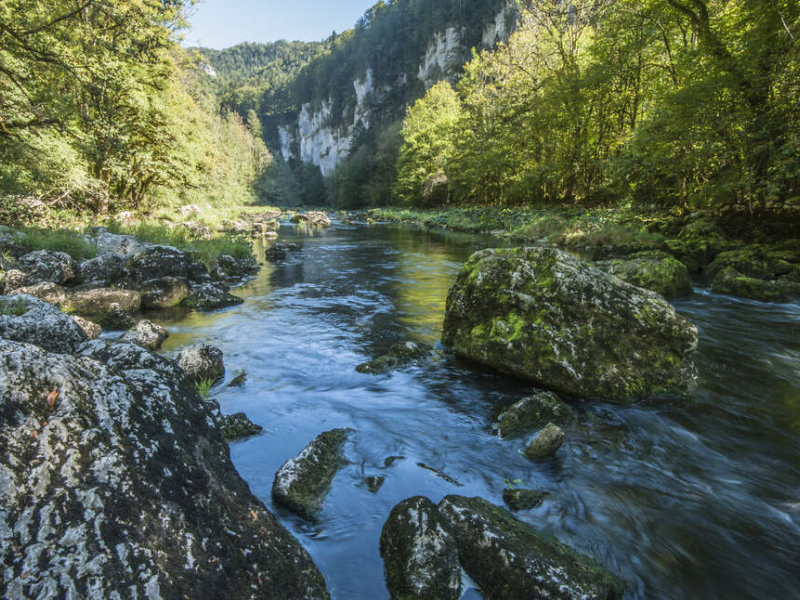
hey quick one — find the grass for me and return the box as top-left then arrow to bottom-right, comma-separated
19,227 -> 98,261
0,298 -> 30,316
195,377 -> 215,399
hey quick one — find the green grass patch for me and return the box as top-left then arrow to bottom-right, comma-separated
195,377 -> 215,399
19,227 -> 98,261
0,298 -> 30,316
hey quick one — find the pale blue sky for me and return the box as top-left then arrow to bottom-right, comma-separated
185,0 -> 377,49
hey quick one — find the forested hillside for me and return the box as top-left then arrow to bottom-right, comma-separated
0,0 -> 271,220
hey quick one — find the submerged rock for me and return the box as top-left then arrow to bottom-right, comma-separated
119,319 -> 169,350
0,295 -> 86,353
221,412 -> 264,441
442,247 -> 698,403
498,390 -> 575,439
524,423 -> 566,459
265,243 -> 288,262
594,252 -> 693,299
140,276 -> 190,309
176,344 -> 225,384
438,495 -> 624,600
503,487 -> 547,511
8,281 -> 66,306
227,370 -> 247,387
183,282 -> 244,311
0,339 -> 329,599
380,496 -> 462,600
355,341 -> 433,374
272,428 -> 351,521
364,476 -> 386,494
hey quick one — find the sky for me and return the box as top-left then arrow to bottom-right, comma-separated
184,0 -> 377,49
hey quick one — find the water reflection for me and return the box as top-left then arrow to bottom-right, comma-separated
155,219 -> 800,600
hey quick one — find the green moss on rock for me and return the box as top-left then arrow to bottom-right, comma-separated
498,391 -> 575,438
594,253 -> 693,299
442,248 -> 698,403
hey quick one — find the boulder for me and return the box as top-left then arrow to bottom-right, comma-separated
437,495 -> 624,600
442,248 -> 698,403
119,319 -> 169,351
380,496 -> 462,600
291,211 -> 331,227
79,339 -> 186,383
272,429 -> 351,521
0,295 -> 86,353
503,487 -> 547,511
594,252 -> 693,299
176,343 -> 225,384
125,245 -> 191,283
524,423 -> 565,459
217,254 -> 260,278
709,267 -> 788,302
182,283 -> 244,311
65,288 -> 141,330
355,341 -> 433,375
707,245 -> 800,302
8,281 -> 66,306
1,269 -> 28,293
222,219 -> 250,234
178,203 -> 201,217
75,254 -> 126,287
71,315 -> 102,340
89,228 -> 146,258
16,249 -> 77,285
498,390 -> 575,439
0,338 -> 329,600
663,217 -> 740,269
140,276 -> 190,309
221,412 -> 264,441
365,476 -> 385,493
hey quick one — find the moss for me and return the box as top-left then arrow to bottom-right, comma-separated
0,298 -> 30,316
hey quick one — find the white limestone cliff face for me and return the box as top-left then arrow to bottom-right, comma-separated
417,26 -> 466,89
482,5 -> 509,47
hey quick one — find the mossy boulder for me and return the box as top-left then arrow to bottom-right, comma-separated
442,248 -> 698,403
356,341 -> 433,374
8,281 -> 67,306
594,252 -> 693,299
498,390 -> 575,438
663,217 -> 740,270
140,276 -> 190,309
706,245 -> 800,302
272,429 -> 351,521
438,496 -> 624,599
176,344 -> 225,385
0,294 -> 86,353
502,487 -> 547,511
182,282 -> 243,311
709,267 -> 789,302
221,412 -> 263,441
379,496 -> 462,600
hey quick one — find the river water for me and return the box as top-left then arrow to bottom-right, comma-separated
158,221 -> 800,600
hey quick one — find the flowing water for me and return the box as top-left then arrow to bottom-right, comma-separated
157,221 -> 800,600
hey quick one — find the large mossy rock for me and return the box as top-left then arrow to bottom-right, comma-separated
437,496 -> 624,600
16,249 -> 77,286
0,339 -> 329,600
272,429 -> 351,521
356,341 -> 433,374
706,244 -> 800,302
380,496 -> 462,600
594,252 -> 693,299
442,248 -> 698,403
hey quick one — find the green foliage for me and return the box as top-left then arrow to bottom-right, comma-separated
195,377 -> 215,400
0,298 -> 29,317
19,228 -> 98,261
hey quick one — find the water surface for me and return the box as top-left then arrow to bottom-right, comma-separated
160,221 -> 800,600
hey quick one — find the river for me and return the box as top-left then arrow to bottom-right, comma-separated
157,220 -> 800,600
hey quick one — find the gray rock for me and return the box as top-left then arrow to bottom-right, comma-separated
380,496 -> 462,600
217,254 -> 260,278
140,276 -> 190,309
0,295 -> 87,353
71,315 -> 102,340
594,252 -> 693,299
79,339 -> 187,383
8,282 -> 66,306
0,338 -> 329,600
524,423 -> 565,459
291,211 -> 331,227
365,476 -> 386,493
272,429 -> 351,521
182,220 -> 211,238
221,412 -> 264,441
176,344 -> 225,384
503,487 -> 547,511
125,245 -> 192,284
438,495 -> 624,600
442,247 -> 698,403
65,288 -> 141,329
89,228 -> 146,258
355,341 -> 433,374
119,319 -> 169,350
183,283 -> 243,311
498,391 -> 575,438
16,249 -> 77,285
75,254 -> 126,287
1,269 -> 29,294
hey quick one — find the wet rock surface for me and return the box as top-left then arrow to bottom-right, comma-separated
355,341 -> 433,374
272,428 -> 351,521
183,283 -> 244,311
503,487 -> 548,511
221,412 -> 264,441
0,335 -> 329,600
497,390 -> 575,439
525,423 -> 566,458
380,496 -> 462,600
437,495 -> 624,600
291,211 -> 332,227
442,247 -> 698,403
